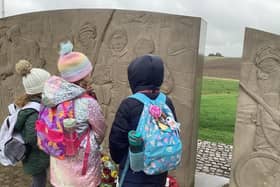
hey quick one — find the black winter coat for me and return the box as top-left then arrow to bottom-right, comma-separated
109,94 -> 176,187
109,55 -> 177,187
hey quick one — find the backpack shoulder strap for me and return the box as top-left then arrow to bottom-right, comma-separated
22,102 -> 41,112
119,156 -> 130,187
129,92 -> 166,105
154,92 -> 166,105
128,93 -> 151,105
8,104 -> 18,115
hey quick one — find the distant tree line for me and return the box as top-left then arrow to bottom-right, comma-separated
208,52 -> 223,57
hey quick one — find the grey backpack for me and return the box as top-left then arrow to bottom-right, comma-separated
0,102 -> 40,166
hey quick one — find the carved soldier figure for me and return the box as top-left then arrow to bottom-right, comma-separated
240,45 -> 280,154
236,44 -> 280,187
0,25 -> 46,120
93,28 -> 131,127
75,22 -> 98,64
133,36 -> 174,94
5,25 -> 45,75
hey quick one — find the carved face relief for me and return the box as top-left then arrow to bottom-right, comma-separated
255,46 -> 280,74
257,58 -> 280,80
7,25 -> 20,44
133,38 -> 155,57
109,29 -> 128,53
255,45 -> 280,92
257,60 -> 279,74
256,69 -> 269,80
78,22 -> 97,48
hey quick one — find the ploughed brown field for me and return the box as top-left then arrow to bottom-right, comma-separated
0,56 -> 241,186
203,57 -> 241,80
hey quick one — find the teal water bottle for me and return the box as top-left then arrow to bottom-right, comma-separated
128,130 -> 144,172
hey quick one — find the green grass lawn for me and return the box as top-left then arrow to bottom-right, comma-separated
199,77 -> 239,144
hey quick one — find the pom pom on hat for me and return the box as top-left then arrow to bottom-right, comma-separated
57,41 -> 93,83
15,59 -> 50,95
59,41 -> 73,56
15,60 -> 32,77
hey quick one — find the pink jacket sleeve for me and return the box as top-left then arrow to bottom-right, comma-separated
87,98 -> 106,144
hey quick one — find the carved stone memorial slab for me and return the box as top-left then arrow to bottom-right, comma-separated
0,9 -> 206,187
230,28 -> 280,187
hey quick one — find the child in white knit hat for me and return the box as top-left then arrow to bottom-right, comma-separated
13,60 -> 50,187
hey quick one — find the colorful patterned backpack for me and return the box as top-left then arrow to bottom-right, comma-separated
35,94 -> 90,160
128,92 -> 182,175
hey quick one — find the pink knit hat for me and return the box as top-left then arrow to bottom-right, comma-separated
57,41 -> 93,82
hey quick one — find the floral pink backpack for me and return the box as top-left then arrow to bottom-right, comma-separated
35,93 -> 92,175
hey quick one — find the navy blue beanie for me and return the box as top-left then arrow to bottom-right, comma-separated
127,55 -> 164,93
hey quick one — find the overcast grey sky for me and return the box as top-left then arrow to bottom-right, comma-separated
3,0 -> 280,57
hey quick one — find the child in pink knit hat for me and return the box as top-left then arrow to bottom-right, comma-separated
57,41 -> 93,83
41,41 -> 106,187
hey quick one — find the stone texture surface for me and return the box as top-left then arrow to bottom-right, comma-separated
195,172 -> 229,187
0,9 -> 206,187
196,140 -> 232,178
230,28 -> 280,187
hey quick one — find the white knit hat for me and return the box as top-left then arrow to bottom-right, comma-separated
16,60 -> 50,95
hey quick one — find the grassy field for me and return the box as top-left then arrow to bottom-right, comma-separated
199,77 -> 239,144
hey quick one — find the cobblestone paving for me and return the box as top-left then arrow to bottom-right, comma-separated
196,140 -> 233,178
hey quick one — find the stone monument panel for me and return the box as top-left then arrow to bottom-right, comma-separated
230,28 -> 280,187
0,9 -> 206,187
